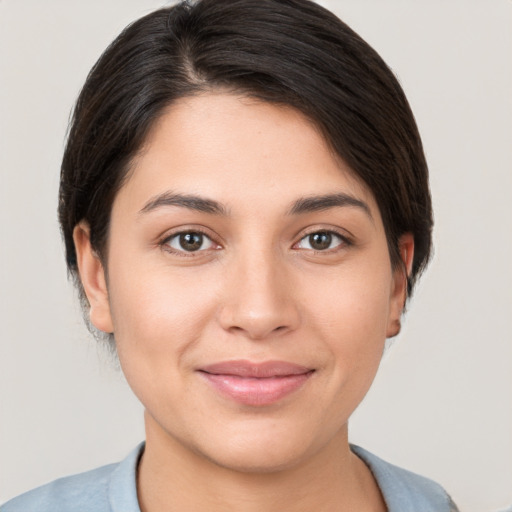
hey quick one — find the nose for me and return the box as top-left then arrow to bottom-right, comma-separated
217,249 -> 301,340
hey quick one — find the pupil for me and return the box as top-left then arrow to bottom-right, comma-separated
310,232 -> 331,250
180,232 -> 203,251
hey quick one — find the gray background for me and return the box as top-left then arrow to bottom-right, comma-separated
1,1 -> 511,510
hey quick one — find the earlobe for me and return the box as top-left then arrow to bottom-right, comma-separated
73,222 -> 114,333
386,233 -> 414,338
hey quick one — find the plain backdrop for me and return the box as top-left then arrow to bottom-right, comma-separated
1,1 -> 511,510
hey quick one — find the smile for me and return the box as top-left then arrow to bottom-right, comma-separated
198,360 -> 314,406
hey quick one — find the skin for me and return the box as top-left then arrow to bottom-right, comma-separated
74,92 -> 413,512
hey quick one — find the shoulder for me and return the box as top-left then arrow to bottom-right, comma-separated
351,445 -> 459,512
1,444 -> 143,512
1,464 -> 116,512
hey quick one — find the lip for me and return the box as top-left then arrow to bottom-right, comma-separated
198,360 -> 314,406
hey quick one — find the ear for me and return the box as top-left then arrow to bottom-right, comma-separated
386,233 -> 414,338
73,222 -> 114,333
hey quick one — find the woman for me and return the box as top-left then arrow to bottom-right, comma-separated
2,0 -> 459,510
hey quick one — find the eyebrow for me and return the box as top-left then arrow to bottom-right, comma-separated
139,192 -> 228,216
139,191 -> 372,220
288,193 -> 373,220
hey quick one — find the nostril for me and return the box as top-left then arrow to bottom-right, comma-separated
225,322 -> 291,340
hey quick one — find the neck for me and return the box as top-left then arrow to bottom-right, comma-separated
137,411 -> 386,512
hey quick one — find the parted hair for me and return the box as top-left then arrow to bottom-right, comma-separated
59,0 -> 432,307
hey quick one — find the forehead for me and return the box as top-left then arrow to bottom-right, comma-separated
118,92 -> 379,217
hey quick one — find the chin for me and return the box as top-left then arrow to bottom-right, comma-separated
205,444 -> 309,474
192,420 -> 334,475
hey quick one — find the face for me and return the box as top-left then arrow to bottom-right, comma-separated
75,92 -> 411,473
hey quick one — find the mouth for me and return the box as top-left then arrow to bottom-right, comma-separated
197,360 -> 314,406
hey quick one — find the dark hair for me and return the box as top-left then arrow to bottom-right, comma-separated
59,0 -> 432,310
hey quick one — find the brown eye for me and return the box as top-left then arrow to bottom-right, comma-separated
180,233 -> 203,251
296,231 -> 345,251
166,231 -> 215,252
309,232 -> 332,250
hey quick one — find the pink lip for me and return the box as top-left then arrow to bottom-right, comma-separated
198,360 -> 314,406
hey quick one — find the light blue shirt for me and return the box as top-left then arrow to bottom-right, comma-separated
1,443 -> 458,511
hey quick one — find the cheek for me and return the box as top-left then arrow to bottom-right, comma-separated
300,260 -> 392,377
106,261 -> 226,418
106,252 -> 221,366
304,259 -> 392,336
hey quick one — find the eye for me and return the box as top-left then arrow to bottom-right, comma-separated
165,231 -> 216,253
295,231 -> 346,251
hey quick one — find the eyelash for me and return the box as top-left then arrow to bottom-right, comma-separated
160,228 -> 220,257
294,229 -> 352,253
159,228 -> 352,256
